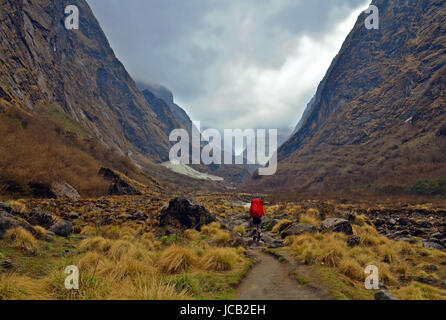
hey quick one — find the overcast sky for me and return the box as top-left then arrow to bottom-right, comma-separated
87,0 -> 370,132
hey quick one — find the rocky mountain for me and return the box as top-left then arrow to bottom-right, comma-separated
138,82 -> 194,133
0,0 -> 171,162
252,0 -> 446,193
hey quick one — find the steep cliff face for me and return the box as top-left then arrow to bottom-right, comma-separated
138,82 -> 194,133
0,0 -> 171,162
254,0 -> 446,192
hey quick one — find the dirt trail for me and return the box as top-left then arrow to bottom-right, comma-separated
236,250 -> 331,300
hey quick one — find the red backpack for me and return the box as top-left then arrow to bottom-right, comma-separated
249,199 -> 265,219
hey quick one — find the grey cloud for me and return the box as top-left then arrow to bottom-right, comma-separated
87,0 -> 370,131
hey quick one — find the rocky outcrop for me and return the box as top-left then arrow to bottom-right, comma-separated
159,198 -> 216,233
99,168 -> 140,196
321,218 -> 353,235
49,220 -> 73,237
50,181 -> 80,201
281,223 -> 316,239
0,0 -> 173,162
375,290 -> 399,300
0,210 -> 36,238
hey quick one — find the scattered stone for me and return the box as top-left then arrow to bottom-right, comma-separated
431,232 -> 443,240
99,167 -> 140,196
422,241 -> 445,251
1,260 -> 13,269
281,223 -> 316,239
0,202 -> 12,213
50,181 -> 80,201
347,236 -> 361,247
424,264 -> 438,272
49,220 -> 73,237
321,218 -> 353,235
375,290 -> 399,300
130,210 -> 146,221
69,212 -> 79,219
415,277 -> 437,285
159,198 -> 216,233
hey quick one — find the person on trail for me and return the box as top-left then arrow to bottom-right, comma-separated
249,198 -> 265,241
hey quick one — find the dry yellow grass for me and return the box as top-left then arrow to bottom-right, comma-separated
5,200 -> 28,214
233,226 -> 245,235
272,219 -> 292,233
200,248 -> 239,271
299,214 -> 320,228
33,226 -> 47,240
79,236 -> 113,254
0,274 -> 51,300
157,245 -> 197,274
4,227 -> 38,254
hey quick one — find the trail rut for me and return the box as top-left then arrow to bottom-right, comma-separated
236,250 -> 331,300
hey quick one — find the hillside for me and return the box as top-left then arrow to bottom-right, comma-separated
251,0 -> 446,195
0,0 -> 175,162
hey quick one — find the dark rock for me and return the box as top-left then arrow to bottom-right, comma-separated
431,232 -> 443,240
159,198 -> 216,233
424,264 -> 438,272
0,202 -> 12,213
130,210 -> 146,221
422,242 -> 445,251
373,218 -> 385,227
49,220 -> 73,237
276,221 -> 293,233
281,223 -> 316,239
1,260 -> 13,269
99,168 -> 141,196
50,181 -> 80,201
347,236 -> 361,247
415,277 -> 437,285
375,290 -> 399,300
0,216 -> 36,238
69,212 -> 79,219
27,212 -> 54,228
321,218 -> 353,235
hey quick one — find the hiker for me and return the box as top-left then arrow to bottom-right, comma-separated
249,198 -> 265,241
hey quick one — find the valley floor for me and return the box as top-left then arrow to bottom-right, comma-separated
0,194 -> 446,300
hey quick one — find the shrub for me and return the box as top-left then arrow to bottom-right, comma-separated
4,227 -> 38,254
158,246 -> 197,274
200,248 -> 239,271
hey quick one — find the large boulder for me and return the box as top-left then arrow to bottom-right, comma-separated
50,181 -> 80,201
159,198 -> 216,233
375,290 -> 399,300
0,202 -> 12,213
321,218 -> 353,235
0,212 -> 36,238
49,220 -> 73,237
281,223 -> 316,239
99,168 -> 140,196
423,241 -> 445,251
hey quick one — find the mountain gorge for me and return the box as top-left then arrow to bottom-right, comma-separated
252,0 -> 446,195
